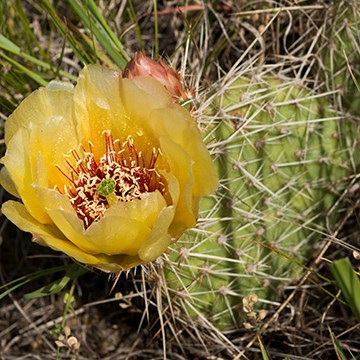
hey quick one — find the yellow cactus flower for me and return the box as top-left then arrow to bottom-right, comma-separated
0,64 -> 218,272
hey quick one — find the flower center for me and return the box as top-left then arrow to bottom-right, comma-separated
56,131 -> 165,228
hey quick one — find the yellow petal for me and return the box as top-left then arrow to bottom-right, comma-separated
105,190 -> 167,227
85,215 -> 150,256
0,167 -> 19,198
159,136 -> 197,236
149,107 -> 218,196
112,77 -> 172,148
2,129 -> 51,223
1,200 -> 103,266
160,170 -> 180,206
1,200 -> 147,271
5,83 -> 74,145
4,84 -> 79,189
138,206 -> 175,262
74,65 -> 128,155
93,254 -> 143,272
28,122 -> 78,189
34,186 -> 155,256
46,80 -> 74,92
34,187 -> 100,254
121,76 -> 172,121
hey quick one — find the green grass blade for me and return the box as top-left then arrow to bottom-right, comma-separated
0,265 -> 72,300
23,274 -> 72,300
13,0 -> 48,60
127,0 -> 144,50
330,258 -> 360,322
85,0 -> 130,62
0,34 -> 20,53
258,336 -> 270,360
38,0 -> 93,65
0,34 -> 77,81
67,0 -> 129,69
24,264 -> 87,300
329,328 -> 349,360
0,52 -> 47,86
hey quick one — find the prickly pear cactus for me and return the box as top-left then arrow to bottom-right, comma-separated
163,77 -> 359,330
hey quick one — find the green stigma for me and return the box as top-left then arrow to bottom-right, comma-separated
97,178 -> 116,197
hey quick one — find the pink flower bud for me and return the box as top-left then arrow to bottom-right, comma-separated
124,52 -> 192,101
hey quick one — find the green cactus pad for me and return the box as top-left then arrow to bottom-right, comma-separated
319,1 -> 360,114
163,77 -> 359,330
